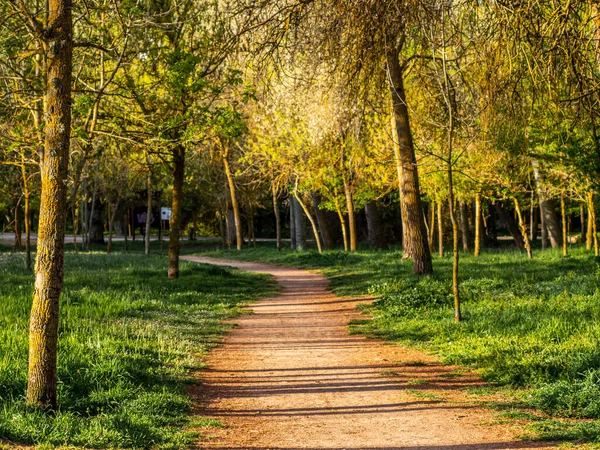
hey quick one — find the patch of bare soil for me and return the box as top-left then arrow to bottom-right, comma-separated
183,256 -> 556,450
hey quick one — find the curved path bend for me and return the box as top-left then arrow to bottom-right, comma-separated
183,256 -> 554,450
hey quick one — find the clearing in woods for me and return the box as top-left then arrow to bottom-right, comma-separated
183,256 -> 556,450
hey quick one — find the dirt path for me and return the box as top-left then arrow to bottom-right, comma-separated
183,256 -> 555,450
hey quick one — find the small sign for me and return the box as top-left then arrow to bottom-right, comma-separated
161,207 -> 172,220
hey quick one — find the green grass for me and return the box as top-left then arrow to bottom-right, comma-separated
198,244 -> 600,442
0,248 -> 276,448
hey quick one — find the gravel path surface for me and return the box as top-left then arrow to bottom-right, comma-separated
183,256 -> 555,450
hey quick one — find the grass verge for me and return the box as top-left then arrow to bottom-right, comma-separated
0,249 -> 276,449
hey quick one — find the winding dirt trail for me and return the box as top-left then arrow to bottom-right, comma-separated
183,256 -> 555,450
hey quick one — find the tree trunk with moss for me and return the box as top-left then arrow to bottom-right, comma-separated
27,0 -> 73,409
387,45 -> 432,274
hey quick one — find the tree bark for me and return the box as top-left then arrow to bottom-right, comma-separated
333,194 -> 348,251
168,145 -> 185,278
531,159 -> 561,248
437,201 -> 444,258
474,194 -> 482,257
428,201 -> 435,253
459,200 -> 470,253
365,201 -> 385,248
295,192 -> 322,253
343,177 -> 357,251
387,45 -> 432,274
27,0 -> 73,409
292,195 -> 306,251
581,204 -> 586,245
312,192 -> 334,250
513,197 -> 533,259
588,191 -> 595,251
145,170 -> 152,255
561,192 -> 568,257
289,196 -> 296,249
223,150 -> 242,251
272,182 -> 281,251
13,201 -> 23,252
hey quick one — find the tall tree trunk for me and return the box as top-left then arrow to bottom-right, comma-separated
272,182 -> 281,251
561,192 -> 568,257
387,45 -> 432,274
513,197 -> 533,259
312,192 -> 334,250
289,196 -> 296,250
333,195 -> 348,251
428,201 -> 435,253
474,194 -> 482,257
223,151 -> 242,251
581,204 -> 586,245
437,200 -> 444,258
168,145 -> 185,278
532,158 -> 561,248
217,210 -> 226,247
24,194 -> 32,271
292,196 -> 306,251
588,191 -> 595,250
226,209 -> 236,249
343,177 -> 357,251
145,170 -> 152,255
295,192 -> 322,253
27,0 -> 73,409
459,200 -> 470,253
531,205 -> 540,244
365,201 -> 385,248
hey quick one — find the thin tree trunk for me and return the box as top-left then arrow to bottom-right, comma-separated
292,195 -> 306,251
532,158 -> 561,248
289,196 -> 296,250
387,44 -> 432,274
13,201 -> 23,251
474,194 -> 482,257
333,193 -> 348,251
428,201 -> 435,253
561,192 -> 568,257
343,177 -> 356,251
588,191 -> 595,250
459,200 -> 470,253
223,150 -> 242,251
581,204 -> 586,245
87,181 -> 98,250
312,192 -> 334,250
145,170 -> 152,255
27,0 -> 73,409
514,197 -> 533,259
24,193 -> 32,271
168,145 -> 185,278
437,200 -> 444,258
272,182 -> 281,251
294,192 -> 322,253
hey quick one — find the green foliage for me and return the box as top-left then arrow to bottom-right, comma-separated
0,251 -> 276,448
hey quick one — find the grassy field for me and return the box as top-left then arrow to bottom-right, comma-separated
199,244 -> 600,444
0,245 -> 276,449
